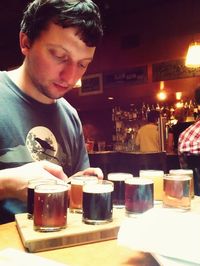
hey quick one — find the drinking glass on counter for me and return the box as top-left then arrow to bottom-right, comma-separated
169,169 -> 194,198
69,175 -> 98,213
34,183 -> 69,232
163,175 -> 191,210
125,177 -> 154,217
82,180 -> 114,225
139,170 -> 164,201
27,178 -> 57,219
107,172 -> 133,208
97,141 -> 106,151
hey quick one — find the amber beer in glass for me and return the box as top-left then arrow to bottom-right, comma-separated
107,172 -> 133,208
82,180 -> 114,224
69,175 -> 98,213
139,170 -> 164,201
169,169 -> 194,198
163,175 -> 191,210
125,178 -> 154,216
34,183 -> 69,232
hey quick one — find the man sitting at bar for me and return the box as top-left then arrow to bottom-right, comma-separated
178,87 -> 200,168
135,110 -> 160,152
0,0 -> 103,224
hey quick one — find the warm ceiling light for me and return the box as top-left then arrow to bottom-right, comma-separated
160,81 -> 164,90
175,92 -> 182,100
185,41 -> 200,68
74,79 -> 82,88
175,101 -> 184,108
157,90 -> 167,101
108,97 -> 114,100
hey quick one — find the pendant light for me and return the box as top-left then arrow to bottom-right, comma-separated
185,0 -> 200,68
157,81 -> 167,101
185,41 -> 200,68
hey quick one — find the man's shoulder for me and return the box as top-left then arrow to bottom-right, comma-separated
179,120 -> 200,141
0,71 -> 7,83
138,123 -> 156,134
141,123 -> 156,130
57,98 -> 79,118
182,120 -> 200,133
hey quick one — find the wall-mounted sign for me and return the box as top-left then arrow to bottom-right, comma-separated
103,66 -> 148,88
152,58 -> 200,81
79,73 -> 103,96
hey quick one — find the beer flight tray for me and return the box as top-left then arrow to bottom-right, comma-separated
15,208 -> 125,253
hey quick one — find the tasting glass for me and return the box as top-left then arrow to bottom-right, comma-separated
169,169 -> 194,198
163,174 -> 191,211
34,183 -> 69,232
125,177 -> 154,217
82,180 -> 114,225
107,172 -> 133,208
139,170 -> 164,202
27,178 -> 57,219
69,175 -> 98,213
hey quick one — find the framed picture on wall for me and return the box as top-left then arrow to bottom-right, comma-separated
79,73 -> 103,96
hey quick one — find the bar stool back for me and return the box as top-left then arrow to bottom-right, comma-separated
185,154 -> 200,196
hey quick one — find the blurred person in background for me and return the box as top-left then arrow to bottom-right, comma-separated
135,110 -> 160,152
167,107 -> 192,154
178,87 -> 200,168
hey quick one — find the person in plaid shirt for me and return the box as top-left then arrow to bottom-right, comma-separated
178,87 -> 200,168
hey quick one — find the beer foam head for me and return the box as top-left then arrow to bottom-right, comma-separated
71,175 -> 98,185
83,181 -> 113,193
125,177 -> 153,185
34,183 -> 68,193
164,174 -> 192,181
28,178 -> 56,189
139,170 -> 164,177
169,169 -> 193,175
107,172 -> 133,181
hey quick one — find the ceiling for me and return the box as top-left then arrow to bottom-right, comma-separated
0,0 -> 169,49
0,0 -> 199,70
94,0 -> 167,33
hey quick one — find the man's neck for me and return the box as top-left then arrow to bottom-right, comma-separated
7,64 -> 55,104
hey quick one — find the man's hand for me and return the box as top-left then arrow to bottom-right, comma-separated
0,160 -> 68,202
73,167 -> 104,179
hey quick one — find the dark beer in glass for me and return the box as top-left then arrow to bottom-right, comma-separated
27,178 -> 56,219
125,178 -> 153,216
82,180 -> 113,224
107,173 -> 133,208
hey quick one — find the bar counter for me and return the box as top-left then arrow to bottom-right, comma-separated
88,151 -> 180,177
0,221 -> 159,266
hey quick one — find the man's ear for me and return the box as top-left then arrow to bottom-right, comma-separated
19,32 -> 31,55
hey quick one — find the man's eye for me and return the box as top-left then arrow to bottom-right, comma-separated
50,50 -> 66,60
79,62 -> 89,69
55,54 -> 66,60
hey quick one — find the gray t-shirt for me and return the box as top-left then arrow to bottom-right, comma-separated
0,71 -> 89,222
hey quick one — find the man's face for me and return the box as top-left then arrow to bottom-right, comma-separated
21,23 -> 95,103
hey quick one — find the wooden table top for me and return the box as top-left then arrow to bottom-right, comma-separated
0,221 -> 160,266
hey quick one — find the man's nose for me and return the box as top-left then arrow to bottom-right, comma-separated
60,63 -> 78,85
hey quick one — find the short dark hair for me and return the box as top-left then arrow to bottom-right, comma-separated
194,87 -> 200,105
147,110 -> 160,123
20,0 -> 103,47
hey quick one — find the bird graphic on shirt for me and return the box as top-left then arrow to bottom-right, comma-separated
35,137 -> 55,153
33,137 -> 60,163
